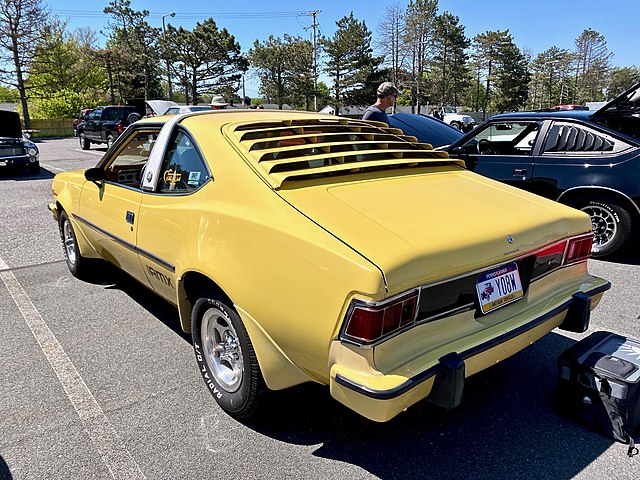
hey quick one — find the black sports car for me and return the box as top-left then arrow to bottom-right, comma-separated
392,83 -> 640,258
0,110 -> 39,175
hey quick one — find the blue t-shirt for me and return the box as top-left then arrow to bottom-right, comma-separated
362,105 -> 389,125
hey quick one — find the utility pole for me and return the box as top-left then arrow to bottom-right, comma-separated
162,12 -> 176,101
304,10 -> 321,111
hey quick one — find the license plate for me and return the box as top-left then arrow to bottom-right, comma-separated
476,262 -> 523,314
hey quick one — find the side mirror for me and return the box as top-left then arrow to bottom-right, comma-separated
84,167 -> 105,182
448,146 -> 467,156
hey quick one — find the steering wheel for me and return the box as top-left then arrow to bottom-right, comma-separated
477,138 -> 498,155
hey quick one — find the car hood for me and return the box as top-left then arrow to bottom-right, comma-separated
277,169 -> 591,291
592,81 -> 640,117
0,110 -> 22,138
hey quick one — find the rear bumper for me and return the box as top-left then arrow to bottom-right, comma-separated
329,280 -> 610,422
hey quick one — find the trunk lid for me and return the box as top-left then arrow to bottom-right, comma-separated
278,168 -> 591,292
592,81 -> 640,118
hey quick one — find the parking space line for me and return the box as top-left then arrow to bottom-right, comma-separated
40,163 -> 66,173
73,149 -> 105,156
0,256 -> 146,480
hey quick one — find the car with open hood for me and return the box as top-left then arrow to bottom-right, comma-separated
48,109 -> 609,422
0,110 -> 39,174
444,82 -> 640,258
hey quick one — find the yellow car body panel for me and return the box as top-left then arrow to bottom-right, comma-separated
50,110 -> 610,420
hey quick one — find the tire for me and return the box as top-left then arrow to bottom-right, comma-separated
59,211 -> 88,278
79,132 -> 90,150
191,295 -> 265,418
106,135 -> 115,149
574,197 -> 633,258
127,112 -> 141,124
450,122 -> 462,130
27,162 -> 40,174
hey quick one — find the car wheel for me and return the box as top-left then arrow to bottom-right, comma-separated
575,198 -> 633,258
59,211 -> 87,278
450,122 -> 462,130
28,162 -> 40,174
79,132 -> 90,150
191,295 -> 265,418
106,135 -> 115,149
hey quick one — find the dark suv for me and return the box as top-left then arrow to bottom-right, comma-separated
77,105 -> 141,150
445,82 -> 640,258
0,110 -> 39,174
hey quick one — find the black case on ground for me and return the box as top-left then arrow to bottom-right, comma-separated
556,331 -> 640,455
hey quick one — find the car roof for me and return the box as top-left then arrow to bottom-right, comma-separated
489,110 -> 594,121
387,112 -> 464,147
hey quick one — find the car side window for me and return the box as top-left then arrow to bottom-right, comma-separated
542,123 -> 618,154
158,131 -> 210,193
104,131 -> 158,187
460,121 -> 540,156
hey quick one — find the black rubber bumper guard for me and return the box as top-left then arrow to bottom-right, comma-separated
334,283 -> 611,410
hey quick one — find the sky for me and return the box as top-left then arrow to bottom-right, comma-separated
47,0 -> 638,99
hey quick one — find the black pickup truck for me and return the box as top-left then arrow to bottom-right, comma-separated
77,106 -> 140,150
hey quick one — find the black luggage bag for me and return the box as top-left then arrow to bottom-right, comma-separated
557,331 -> 640,457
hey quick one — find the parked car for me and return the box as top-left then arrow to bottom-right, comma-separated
444,81 -> 640,258
73,108 -> 94,137
49,110 -> 609,421
163,105 -> 212,115
431,106 -> 476,131
388,112 -> 464,148
0,110 -> 39,174
76,105 -> 141,150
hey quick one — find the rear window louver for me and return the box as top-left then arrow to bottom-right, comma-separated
227,118 -> 460,188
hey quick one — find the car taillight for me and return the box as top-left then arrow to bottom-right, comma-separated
117,123 -> 124,134
342,291 -> 418,344
531,233 -> 593,281
565,234 -> 593,264
531,240 -> 566,280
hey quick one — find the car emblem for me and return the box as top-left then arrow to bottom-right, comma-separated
146,171 -> 153,182
507,235 -> 514,244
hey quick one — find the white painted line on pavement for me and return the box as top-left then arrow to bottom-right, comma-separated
73,149 -> 105,156
40,163 -> 66,173
0,256 -> 146,480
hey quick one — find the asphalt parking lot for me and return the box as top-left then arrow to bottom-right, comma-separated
1,137 -> 639,480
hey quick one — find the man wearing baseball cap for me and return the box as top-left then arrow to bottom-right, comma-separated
362,82 -> 400,125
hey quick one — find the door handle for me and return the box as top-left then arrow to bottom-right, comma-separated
513,169 -> 527,177
125,211 -> 135,224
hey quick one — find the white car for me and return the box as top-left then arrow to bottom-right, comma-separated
163,105 -> 212,115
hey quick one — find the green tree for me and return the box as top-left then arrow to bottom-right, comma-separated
163,18 -> 246,105
572,28 -> 612,103
493,40 -> 529,112
607,66 -> 640,97
104,0 -> 162,102
248,35 -> 313,109
322,13 -> 382,111
0,0 -> 50,127
403,0 -> 438,112
472,30 -> 529,116
0,85 -> 18,102
528,47 -> 573,109
26,20 -> 105,118
429,11 -> 470,107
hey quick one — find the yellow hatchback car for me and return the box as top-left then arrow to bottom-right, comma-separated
49,110 -> 610,422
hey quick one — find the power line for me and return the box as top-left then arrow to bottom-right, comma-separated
51,10 -> 307,20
